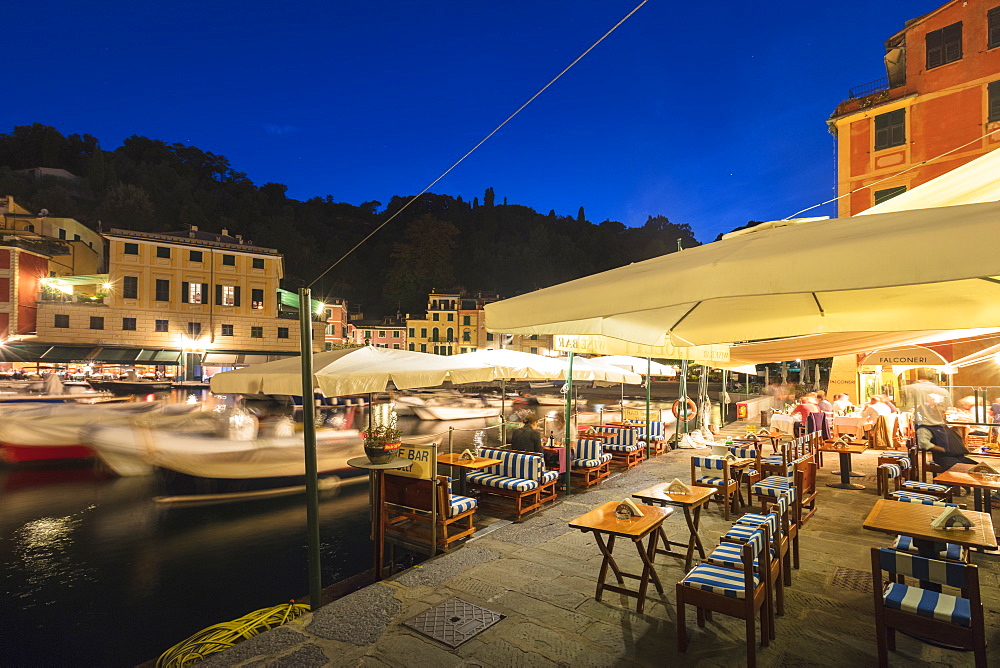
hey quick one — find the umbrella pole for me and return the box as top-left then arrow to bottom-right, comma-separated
678,359 -> 689,443
297,288 -> 322,611
563,352 -> 574,497
645,357 -> 651,459
500,378 -> 506,445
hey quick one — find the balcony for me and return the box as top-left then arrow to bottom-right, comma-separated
38,291 -> 106,305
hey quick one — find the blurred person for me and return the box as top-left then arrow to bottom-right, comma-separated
903,371 -> 974,471
790,395 -> 818,436
860,396 -> 892,429
815,390 -> 833,412
832,393 -> 854,414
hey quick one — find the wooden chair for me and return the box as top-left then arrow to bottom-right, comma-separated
677,524 -> 772,667
735,494 -> 793,587
715,509 -> 784,626
729,445 -> 762,505
691,456 -> 739,521
569,438 -> 612,489
382,475 -> 477,552
877,463 -> 953,503
870,547 -> 986,667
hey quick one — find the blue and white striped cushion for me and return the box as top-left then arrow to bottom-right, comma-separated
752,476 -> 796,501
572,453 -> 613,468
880,453 -> 911,468
893,494 -> 957,507
707,542 -> 777,570
878,548 -> 967,588
883,583 -> 971,627
721,524 -> 767,556
736,512 -> 780,537
761,455 -> 785,463
744,469 -> 759,478
729,447 -> 758,459
448,494 -> 477,517
465,472 -> 539,492
478,448 -> 542,481
680,563 -> 760,599
603,443 -> 641,453
574,438 -> 606,462
696,476 -> 728,487
880,464 -> 905,479
891,490 -> 948,504
892,536 -> 964,562
601,426 -> 639,447
901,480 -> 950,494
539,470 -> 559,485
692,456 -> 726,470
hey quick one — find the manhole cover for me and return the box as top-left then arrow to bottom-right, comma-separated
830,566 -> 873,593
404,597 -> 505,648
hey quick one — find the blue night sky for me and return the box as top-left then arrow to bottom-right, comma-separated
7,1 -> 943,241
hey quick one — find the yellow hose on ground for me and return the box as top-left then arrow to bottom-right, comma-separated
156,602 -> 310,667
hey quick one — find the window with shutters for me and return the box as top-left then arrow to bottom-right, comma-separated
221,324 -> 234,336
989,80 -> 1000,122
122,317 -> 136,331
122,276 -> 138,299
186,282 -> 205,304
155,279 -> 170,302
155,319 -> 169,332
251,288 -> 264,309
874,109 -> 906,150
874,186 -> 907,205
926,21 -> 962,69
219,285 -> 238,306
990,7 -> 1000,49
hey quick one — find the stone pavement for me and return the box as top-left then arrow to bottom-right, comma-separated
204,426 -> 1000,667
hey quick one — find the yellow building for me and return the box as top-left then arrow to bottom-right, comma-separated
405,291 -> 461,355
29,226 -> 324,378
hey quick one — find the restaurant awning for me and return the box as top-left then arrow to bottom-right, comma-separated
136,350 -> 183,364
39,346 -> 98,362
0,344 -> 55,362
203,353 -> 240,365
92,348 -> 144,362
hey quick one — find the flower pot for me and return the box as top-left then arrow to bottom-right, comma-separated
364,440 -> 401,465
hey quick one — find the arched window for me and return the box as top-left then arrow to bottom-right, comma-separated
463,330 -> 471,342
446,328 -> 454,342
432,327 -> 440,342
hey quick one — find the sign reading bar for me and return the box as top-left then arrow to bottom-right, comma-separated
388,442 -> 437,480
861,346 -> 947,367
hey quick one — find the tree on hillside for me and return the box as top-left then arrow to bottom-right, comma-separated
382,214 -> 459,310
98,183 -> 155,231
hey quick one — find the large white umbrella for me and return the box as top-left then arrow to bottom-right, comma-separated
483,200 -> 1000,347
594,355 -> 676,376
444,348 -> 642,384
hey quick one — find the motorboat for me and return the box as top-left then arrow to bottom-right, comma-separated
409,395 -> 503,421
0,401 -> 199,463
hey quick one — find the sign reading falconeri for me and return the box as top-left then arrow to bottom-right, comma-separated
860,346 -> 948,367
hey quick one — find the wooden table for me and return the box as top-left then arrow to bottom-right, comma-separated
863,498 -> 997,564
726,457 -> 756,508
347,456 -> 415,579
632,484 -> 715,571
568,500 -> 672,613
756,429 -> 789,453
820,441 -> 868,489
437,452 -> 503,495
934,464 -> 1000,520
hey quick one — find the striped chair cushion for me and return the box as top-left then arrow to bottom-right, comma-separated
752,476 -> 796,501
692,456 -> 726,470
465,472 -> 539,492
901,480 -> 950,494
601,426 -> 639,447
744,469 -> 759,478
680,563 -> 760,599
696,476 -> 729,487
761,454 -> 785,463
707,542 -> 776,570
883,583 -> 971,627
478,448 -> 542,481
878,547 -> 967,588
735,512 -> 780,537
603,443 -> 641,453
892,535 -> 964,562
893,494 -> 958,507
539,470 -> 559,485
880,453 -> 911,468
574,438 -> 606,462
572,453 -> 613,468
721,523 -> 767,556
448,494 -> 477,517
729,447 -> 758,459
879,464 -> 905,479
891,490 -> 949,504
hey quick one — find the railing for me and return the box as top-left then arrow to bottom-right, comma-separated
37,292 -> 105,305
848,77 -> 890,99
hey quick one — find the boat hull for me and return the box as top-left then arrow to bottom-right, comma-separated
410,405 -> 501,420
1,443 -> 94,463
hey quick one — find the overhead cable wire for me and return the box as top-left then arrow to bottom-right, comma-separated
783,125 -> 1000,220
309,0 -> 649,287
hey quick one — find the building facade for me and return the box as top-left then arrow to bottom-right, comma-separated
28,226 -> 324,377
829,0 -> 1000,216
348,317 -> 406,349
323,299 -> 350,349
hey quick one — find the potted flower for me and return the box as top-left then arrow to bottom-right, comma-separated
363,423 -> 402,464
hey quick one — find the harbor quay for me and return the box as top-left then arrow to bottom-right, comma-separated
201,423 -> 1000,667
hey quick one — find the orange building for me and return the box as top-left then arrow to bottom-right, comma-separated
829,1 -> 1000,216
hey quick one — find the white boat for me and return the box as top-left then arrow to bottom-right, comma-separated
410,401 -> 501,420
87,422 -> 362,477
0,402 -> 199,463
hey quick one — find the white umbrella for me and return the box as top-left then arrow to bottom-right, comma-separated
484,200 -> 1000,346
445,348 -> 642,385
593,355 -> 676,376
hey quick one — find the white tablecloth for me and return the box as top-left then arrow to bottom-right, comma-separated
769,414 -> 796,433
833,416 -> 862,436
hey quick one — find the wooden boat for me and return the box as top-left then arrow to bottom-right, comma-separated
87,379 -> 174,394
410,400 -> 501,421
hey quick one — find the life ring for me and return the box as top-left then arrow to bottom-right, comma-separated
671,398 -> 698,422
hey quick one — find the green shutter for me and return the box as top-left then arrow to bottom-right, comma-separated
181,282 -> 189,303
215,284 -> 222,305
234,286 -> 241,307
